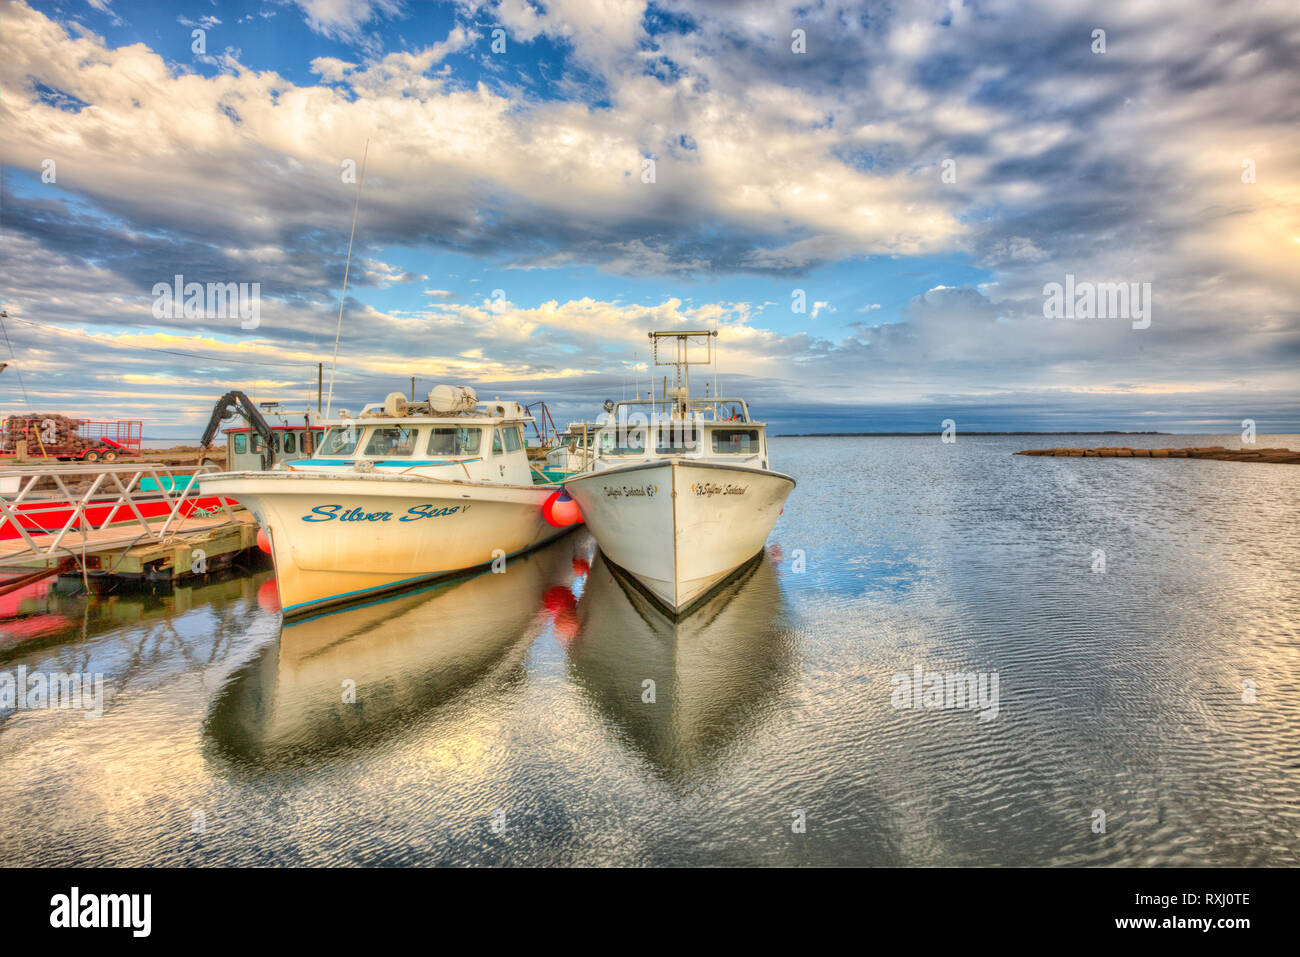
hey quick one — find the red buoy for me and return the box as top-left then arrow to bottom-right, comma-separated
542,489 -> 583,527
256,527 -> 272,554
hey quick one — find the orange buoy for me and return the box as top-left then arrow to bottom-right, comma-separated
542,489 -> 583,527
256,527 -> 272,554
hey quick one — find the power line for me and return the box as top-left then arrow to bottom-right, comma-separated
0,311 -> 34,411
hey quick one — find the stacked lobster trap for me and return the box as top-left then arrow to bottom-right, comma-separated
0,414 -> 143,461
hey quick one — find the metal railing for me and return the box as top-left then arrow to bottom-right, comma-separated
0,461 -> 237,562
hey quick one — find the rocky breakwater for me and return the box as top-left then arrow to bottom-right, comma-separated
1016,446 -> 1300,463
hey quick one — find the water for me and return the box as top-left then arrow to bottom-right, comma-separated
2,435 -> 1297,866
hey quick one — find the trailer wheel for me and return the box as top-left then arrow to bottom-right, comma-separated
102,450 -> 119,463
84,450 -> 100,463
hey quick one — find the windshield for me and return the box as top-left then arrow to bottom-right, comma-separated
657,424 -> 699,454
320,425 -> 361,456
711,428 -> 761,454
427,427 -> 481,456
598,428 -> 646,456
364,427 -> 417,457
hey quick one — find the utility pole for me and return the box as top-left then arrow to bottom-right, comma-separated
410,376 -> 415,402
317,363 -> 322,414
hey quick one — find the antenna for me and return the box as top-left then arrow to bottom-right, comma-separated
713,316 -> 719,400
325,138 -> 370,419
649,329 -> 715,416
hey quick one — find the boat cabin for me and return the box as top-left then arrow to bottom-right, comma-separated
593,398 -> 771,472
223,402 -> 322,471
296,398 -> 539,485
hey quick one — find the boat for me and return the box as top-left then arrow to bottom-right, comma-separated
199,385 -> 582,617
534,421 -> 598,483
563,330 -> 795,614
199,395 -> 323,472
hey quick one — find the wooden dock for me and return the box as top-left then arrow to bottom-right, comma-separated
0,511 -> 260,581
1,461 -> 262,587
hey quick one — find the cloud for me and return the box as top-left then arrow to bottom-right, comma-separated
292,0 -> 403,44
0,0 -> 1297,430
0,1 -> 964,285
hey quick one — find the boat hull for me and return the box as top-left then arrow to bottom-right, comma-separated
565,460 -> 794,613
200,470 -> 572,616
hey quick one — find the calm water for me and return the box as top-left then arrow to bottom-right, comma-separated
2,435 -> 1297,866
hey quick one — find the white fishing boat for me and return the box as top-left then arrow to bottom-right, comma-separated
200,386 -> 580,617
537,421 -> 598,481
564,330 -> 794,614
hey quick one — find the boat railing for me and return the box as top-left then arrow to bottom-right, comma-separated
604,396 -> 753,423
0,461 -> 238,561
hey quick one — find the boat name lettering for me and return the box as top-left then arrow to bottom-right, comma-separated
603,484 -> 657,498
301,504 -> 461,522
692,482 -> 749,496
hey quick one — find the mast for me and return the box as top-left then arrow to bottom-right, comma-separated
648,329 -> 716,418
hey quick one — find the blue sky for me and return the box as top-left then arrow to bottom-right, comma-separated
1,0 -> 1298,435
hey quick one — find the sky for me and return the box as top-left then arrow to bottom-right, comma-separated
0,0 -> 1297,436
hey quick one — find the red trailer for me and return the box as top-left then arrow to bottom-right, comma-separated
0,416 -> 143,462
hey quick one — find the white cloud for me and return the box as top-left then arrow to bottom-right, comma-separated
292,0 -> 403,43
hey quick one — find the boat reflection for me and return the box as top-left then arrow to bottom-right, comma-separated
565,549 -> 795,780
203,533 -> 582,769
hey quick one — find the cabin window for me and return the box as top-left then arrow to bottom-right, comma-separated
492,430 -> 503,455
598,428 -> 646,456
657,424 -> 698,454
233,434 -> 247,455
251,434 -> 263,452
711,428 -> 761,454
427,427 -> 481,456
364,427 -> 417,457
321,426 -> 361,456
503,426 -> 522,452
283,433 -> 296,454
270,433 -> 281,453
